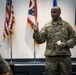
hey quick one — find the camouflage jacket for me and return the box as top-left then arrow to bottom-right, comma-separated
33,19 -> 76,56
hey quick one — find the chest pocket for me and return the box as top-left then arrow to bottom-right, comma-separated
47,26 -> 69,42
60,26 -> 69,40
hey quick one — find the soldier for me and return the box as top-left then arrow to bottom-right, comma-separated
0,54 -> 14,75
32,6 -> 76,75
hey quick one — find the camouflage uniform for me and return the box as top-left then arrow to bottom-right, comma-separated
33,18 -> 76,75
0,54 -> 13,75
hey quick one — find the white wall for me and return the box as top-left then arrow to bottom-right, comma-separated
0,0 -> 76,59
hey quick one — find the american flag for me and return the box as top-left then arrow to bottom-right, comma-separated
27,0 -> 37,29
3,0 -> 15,41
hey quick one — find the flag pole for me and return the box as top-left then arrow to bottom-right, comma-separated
4,0 -> 15,63
10,35 -> 13,63
34,41 -> 36,61
34,0 -> 37,61
33,16 -> 37,61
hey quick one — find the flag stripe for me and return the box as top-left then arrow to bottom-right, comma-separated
34,0 -> 37,21
27,18 -> 33,26
4,22 -> 9,35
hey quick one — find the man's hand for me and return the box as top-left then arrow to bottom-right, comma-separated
59,42 -> 67,48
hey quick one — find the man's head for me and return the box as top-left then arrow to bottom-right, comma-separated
51,6 -> 61,21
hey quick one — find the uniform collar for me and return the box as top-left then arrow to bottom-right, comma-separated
52,17 -> 62,26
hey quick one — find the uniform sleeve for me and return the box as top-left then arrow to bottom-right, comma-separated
66,25 -> 76,48
33,26 -> 47,44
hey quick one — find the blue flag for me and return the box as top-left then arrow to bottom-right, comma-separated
53,0 -> 57,6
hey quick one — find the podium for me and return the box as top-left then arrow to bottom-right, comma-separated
6,58 -> 76,75
9,63 -> 15,75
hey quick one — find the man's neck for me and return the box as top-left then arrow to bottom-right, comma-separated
53,17 -> 61,22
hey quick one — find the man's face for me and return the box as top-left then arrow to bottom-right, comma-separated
51,8 -> 60,21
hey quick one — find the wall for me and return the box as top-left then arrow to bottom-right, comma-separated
0,0 -> 76,58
